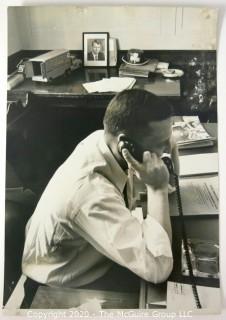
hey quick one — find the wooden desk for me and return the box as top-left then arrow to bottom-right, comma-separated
8,68 -> 181,104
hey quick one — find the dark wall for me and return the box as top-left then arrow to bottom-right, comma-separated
6,96 -> 108,196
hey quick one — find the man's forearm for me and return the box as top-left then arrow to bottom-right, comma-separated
146,185 -> 172,243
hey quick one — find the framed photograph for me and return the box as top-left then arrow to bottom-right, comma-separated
83,32 -> 109,67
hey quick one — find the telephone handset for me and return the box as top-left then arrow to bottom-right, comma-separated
118,135 -> 143,163
118,136 -> 202,309
117,135 -> 175,173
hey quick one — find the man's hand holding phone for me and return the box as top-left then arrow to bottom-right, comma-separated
121,134 -> 179,191
122,149 -> 169,190
122,146 -> 173,242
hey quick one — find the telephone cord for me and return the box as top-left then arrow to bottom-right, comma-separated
174,174 -> 202,309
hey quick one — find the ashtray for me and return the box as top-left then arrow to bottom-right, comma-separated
162,69 -> 184,78
181,238 -> 219,279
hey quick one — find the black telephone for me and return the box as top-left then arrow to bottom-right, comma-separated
118,135 -> 202,309
118,135 -> 175,173
118,135 -> 144,163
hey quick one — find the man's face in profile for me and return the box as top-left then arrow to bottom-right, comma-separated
92,42 -> 101,54
135,118 -> 173,158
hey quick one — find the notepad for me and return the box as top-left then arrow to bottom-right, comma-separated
83,77 -> 136,93
179,153 -> 218,176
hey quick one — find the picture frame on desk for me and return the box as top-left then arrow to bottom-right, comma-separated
83,32 -> 109,67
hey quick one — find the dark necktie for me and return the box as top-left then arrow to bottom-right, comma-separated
123,183 -> 129,208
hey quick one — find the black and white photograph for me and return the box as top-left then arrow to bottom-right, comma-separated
1,3 -> 226,317
83,32 -> 109,67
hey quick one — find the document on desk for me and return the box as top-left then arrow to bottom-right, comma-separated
179,153 -> 218,176
82,77 -> 136,93
169,175 -> 218,216
167,281 -> 221,312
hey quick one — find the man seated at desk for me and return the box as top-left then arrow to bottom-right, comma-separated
21,89 -> 179,302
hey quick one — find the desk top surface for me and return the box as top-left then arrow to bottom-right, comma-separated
9,68 -> 181,98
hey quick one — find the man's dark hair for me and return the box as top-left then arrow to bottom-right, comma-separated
92,39 -> 101,46
103,89 -> 173,136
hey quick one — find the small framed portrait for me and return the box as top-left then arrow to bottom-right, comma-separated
83,32 -> 109,67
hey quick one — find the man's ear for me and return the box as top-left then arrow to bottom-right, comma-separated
117,133 -> 126,143
117,134 -> 127,155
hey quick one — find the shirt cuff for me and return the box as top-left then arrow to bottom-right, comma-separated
142,215 -> 173,258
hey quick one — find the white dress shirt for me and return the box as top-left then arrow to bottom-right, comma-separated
22,130 -> 173,288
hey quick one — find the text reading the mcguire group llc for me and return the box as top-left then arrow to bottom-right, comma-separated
26,309 -> 193,319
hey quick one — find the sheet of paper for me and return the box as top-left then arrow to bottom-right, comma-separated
83,77 -> 136,93
169,175 -> 218,216
167,281 -> 221,311
179,153 -> 218,176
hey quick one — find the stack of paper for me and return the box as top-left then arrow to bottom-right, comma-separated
172,116 -> 215,149
83,77 -> 136,93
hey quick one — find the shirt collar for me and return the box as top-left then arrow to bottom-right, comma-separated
98,133 -> 128,194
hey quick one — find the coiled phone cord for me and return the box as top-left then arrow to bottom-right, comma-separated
161,155 -> 202,309
173,173 -> 202,309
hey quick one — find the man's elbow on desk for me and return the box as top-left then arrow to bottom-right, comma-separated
143,255 -> 173,284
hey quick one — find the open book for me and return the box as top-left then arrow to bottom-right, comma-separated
172,116 -> 216,149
